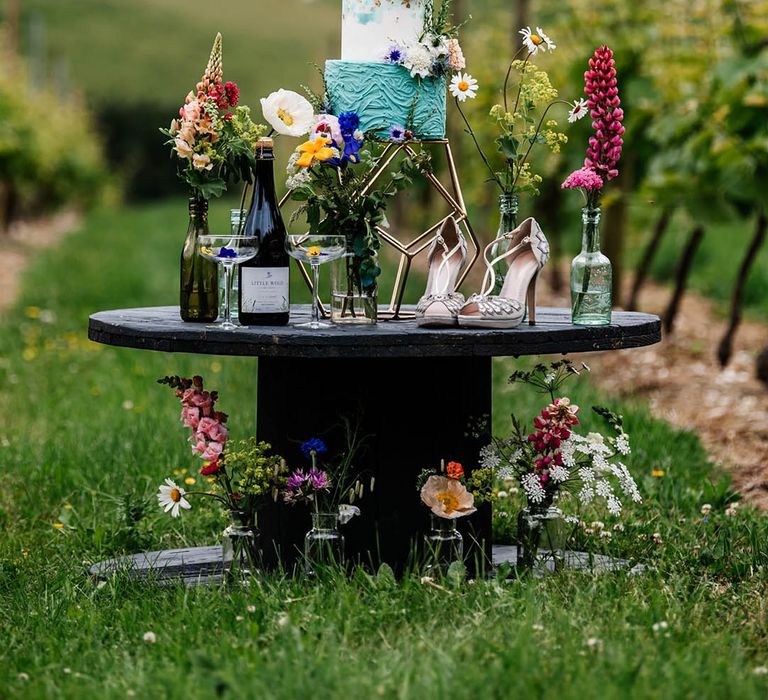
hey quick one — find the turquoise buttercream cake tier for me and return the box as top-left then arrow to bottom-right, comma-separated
325,60 -> 446,140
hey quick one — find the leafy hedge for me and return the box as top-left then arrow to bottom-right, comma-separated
0,61 -> 110,229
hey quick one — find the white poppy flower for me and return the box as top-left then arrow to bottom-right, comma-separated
157,478 -> 191,517
260,89 -> 314,137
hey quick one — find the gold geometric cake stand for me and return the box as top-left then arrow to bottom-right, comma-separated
279,138 -> 479,320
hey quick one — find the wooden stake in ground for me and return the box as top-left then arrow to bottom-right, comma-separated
717,209 -> 767,367
628,207 -> 673,311
663,225 -> 704,334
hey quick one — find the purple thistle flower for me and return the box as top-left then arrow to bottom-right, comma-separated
308,468 -> 330,491
286,470 -> 308,491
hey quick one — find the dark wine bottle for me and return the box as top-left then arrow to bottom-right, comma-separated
238,138 -> 290,325
180,196 -> 218,322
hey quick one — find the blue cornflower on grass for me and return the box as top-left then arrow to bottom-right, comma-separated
217,246 -> 237,258
301,437 -> 328,459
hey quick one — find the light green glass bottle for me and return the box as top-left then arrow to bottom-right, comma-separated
570,207 -> 612,325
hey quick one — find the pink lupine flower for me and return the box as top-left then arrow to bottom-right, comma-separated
583,45 -> 624,181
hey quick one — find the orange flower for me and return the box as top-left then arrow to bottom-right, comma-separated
446,461 -> 464,479
295,137 -> 335,168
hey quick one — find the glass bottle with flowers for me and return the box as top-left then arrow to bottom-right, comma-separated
160,33 -> 268,323
417,460 -> 478,576
482,360 -> 641,574
283,421 -> 371,575
155,375 -> 288,584
562,45 -> 625,325
453,25 -> 585,293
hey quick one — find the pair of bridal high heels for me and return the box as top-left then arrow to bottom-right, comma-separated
416,216 -> 550,329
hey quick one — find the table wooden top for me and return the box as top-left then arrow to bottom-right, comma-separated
87,305 -> 661,359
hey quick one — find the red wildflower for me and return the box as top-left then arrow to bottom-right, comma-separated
446,461 -> 464,479
224,81 -> 239,108
200,460 -> 221,476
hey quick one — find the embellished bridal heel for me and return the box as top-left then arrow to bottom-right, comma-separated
416,217 -> 468,327
457,218 -> 549,329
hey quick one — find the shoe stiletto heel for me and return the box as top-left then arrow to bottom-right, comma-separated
416,217 -> 468,328
526,271 -> 538,325
457,218 -> 549,330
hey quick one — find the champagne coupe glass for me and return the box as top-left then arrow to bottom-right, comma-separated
285,234 -> 347,329
198,234 -> 259,330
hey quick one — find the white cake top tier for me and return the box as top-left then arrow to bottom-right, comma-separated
342,0 -> 427,62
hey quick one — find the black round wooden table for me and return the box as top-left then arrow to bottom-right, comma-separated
88,304 -> 661,575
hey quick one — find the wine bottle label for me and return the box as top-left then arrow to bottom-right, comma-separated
240,267 -> 289,313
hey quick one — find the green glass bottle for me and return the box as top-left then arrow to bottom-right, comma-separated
180,196 -> 218,322
570,206 -> 612,325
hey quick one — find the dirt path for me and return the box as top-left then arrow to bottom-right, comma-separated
0,211 -> 80,313
539,267 -> 768,509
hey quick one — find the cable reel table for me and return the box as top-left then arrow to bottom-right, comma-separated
88,304 -> 661,579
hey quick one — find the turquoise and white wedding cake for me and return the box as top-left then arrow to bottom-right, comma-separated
325,0 -> 447,140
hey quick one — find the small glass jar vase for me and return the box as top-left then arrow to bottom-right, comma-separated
516,505 -> 566,574
330,253 -> 377,325
222,510 -> 261,585
180,196 -> 219,322
489,193 -> 520,295
570,206 -> 612,325
423,514 -> 463,576
304,512 -> 345,575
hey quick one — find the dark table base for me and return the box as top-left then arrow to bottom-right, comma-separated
256,355 -> 493,575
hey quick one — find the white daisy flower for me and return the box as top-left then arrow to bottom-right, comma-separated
157,478 -> 191,517
519,26 -> 554,55
568,98 -> 589,123
536,27 -> 556,51
449,73 -> 479,102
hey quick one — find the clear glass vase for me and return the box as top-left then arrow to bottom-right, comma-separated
222,510 -> 261,585
570,206 -> 612,325
304,512 -> 345,575
516,505 -> 566,574
489,193 -> 519,295
423,514 -> 463,576
180,196 -> 219,322
330,254 -> 377,325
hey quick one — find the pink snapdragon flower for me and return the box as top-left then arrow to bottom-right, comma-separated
583,45 -> 624,181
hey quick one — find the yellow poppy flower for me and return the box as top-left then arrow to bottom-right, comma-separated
295,137 -> 335,168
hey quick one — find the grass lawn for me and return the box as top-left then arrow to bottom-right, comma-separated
1,200 -> 768,698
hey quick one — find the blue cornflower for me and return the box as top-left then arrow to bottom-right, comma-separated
217,246 -> 237,258
301,438 -> 328,459
338,111 -> 360,136
389,124 -> 406,143
384,44 -> 405,64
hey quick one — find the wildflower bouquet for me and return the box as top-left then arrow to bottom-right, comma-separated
155,375 -> 288,524
286,109 -> 428,295
283,421 -> 372,524
483,361 -> 641,517
456,25 -> 581,198
160,33 -> 267,201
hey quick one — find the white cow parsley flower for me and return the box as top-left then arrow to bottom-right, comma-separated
521,473 -> 546,504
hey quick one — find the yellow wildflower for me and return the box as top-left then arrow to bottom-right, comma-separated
651,469 -> 665,478
295,137 -> 335,168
